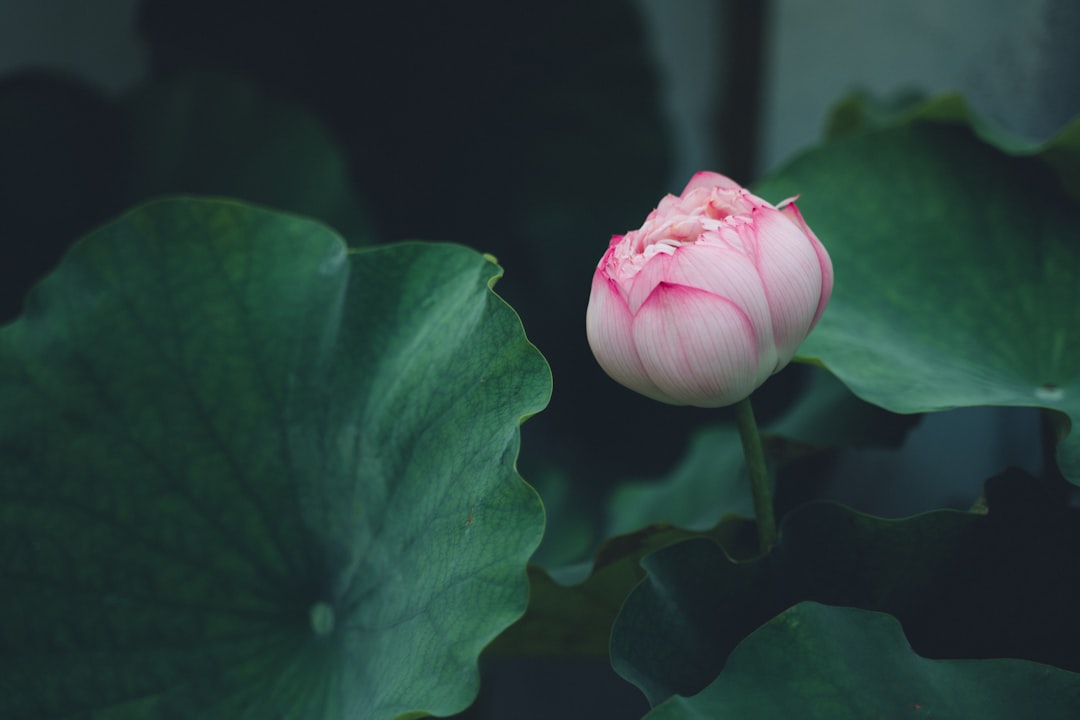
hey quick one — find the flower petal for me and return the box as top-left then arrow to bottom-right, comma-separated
626,250 -> 673,314
779,201 -> 834,328
749,206 -> 825,367
681,171 -> 742,196
665,242 -> 778,376
631,282 -> 762,407
586,269 -> 674,404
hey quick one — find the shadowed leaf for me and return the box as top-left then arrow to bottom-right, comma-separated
645,602 -> 1080,719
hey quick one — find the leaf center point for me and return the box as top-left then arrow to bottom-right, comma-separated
310,601 -> 336,637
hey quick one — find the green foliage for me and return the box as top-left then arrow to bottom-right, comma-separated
606,368 -> 918,537
764,366 -> 920,453
756,106 -> 1080,483
4,52 -> 1079,715
826,92 -> 1080,198
0,198 -> 549,719
125,72 -> 375,244
489,517 -> 754,658
644,602 -> 1080,719
610,469 -> 1080,707
0,72 -> 375,324
606,426 -> 751,537
496,367 -> 918,659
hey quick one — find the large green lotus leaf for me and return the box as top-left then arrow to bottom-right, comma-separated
754,116 -> 1080,484
645,602 -> 1080,719
611,469 -> 1080,705
763,366 -> 920,454
0,198 -> 549,719
826,92 -> 1080,198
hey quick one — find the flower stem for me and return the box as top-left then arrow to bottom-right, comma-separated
734,395 -> 776,554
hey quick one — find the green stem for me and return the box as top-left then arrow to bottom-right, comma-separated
734,395 -> 776,554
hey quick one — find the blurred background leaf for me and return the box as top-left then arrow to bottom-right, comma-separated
0,70 -> 374,324
826,91 -> 1080,198
502,365 -> 919,663
644,602 -> 1080,719
124,72 -> 374,243
489,516 -> 757,659
604,367 -> 920,540
756,106 -> 1080,485
0,72 -> 128,322
610,467 -> 1080,706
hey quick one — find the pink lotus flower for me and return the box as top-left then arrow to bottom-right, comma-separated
586,171 -> 833,407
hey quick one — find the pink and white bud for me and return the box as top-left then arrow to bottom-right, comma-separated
585,171 -> 833,407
